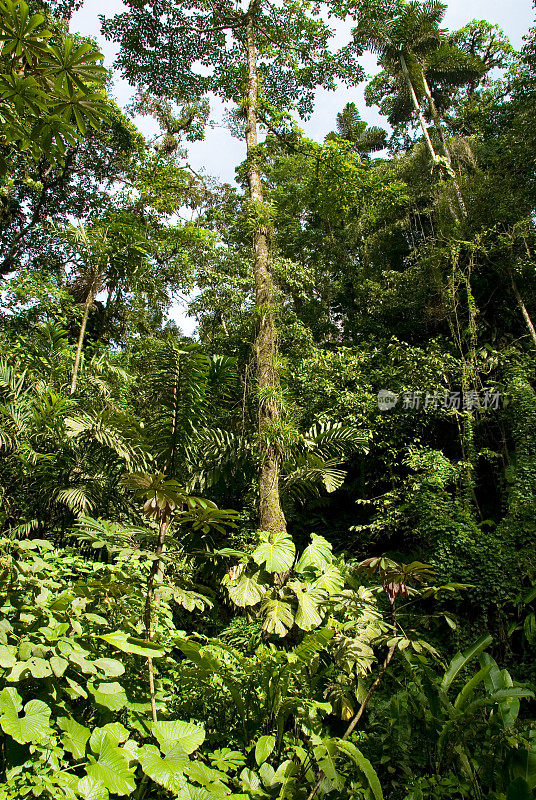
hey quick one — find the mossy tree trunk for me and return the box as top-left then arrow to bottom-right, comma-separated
245,0 -> 286,536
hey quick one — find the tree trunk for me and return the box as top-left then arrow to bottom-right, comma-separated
421,70 -> 451,163
510,270 -> 536,349
421,68 -> 467,217
70,287 -> 95,395
245,0 -> 286,536
399,52 -> 437,163
144,519 -> 168,723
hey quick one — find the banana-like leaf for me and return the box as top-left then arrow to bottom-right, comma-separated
507,777 -> 533,800
441,633 -> 493,691
453,665 -> 492,711
337,739 -> 384,800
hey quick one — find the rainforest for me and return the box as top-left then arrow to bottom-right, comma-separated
1,0 -> 536,797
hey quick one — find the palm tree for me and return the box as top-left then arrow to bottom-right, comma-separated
328,102 -> 387,157
145,338 -> 237,482
55,220 -> 149,393
355,0 -> 483,215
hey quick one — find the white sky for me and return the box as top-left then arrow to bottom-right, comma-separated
71,0 -> 535,334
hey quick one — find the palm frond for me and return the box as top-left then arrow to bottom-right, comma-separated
149,341 -> 211,476
0,358 -> 27,401
55,486 -> 97,515
188,427 -> 251,491
6,519 -> 40,538
426,44 -> 485,86
65,409 -> 147,471
303,421 -> 367,460
282,455 -> 348,502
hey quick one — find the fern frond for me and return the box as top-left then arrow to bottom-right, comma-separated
303,421 -> 367,460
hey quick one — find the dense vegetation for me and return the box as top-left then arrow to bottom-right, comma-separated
1,0 -> 536,797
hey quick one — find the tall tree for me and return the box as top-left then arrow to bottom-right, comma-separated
353,0 -> 483,215
55,221 -> 149,394
103,0 -> 359,536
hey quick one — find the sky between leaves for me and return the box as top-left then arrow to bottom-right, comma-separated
71,0 -> 535,333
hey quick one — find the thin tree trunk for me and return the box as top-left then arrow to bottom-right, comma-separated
70,288 -> 95,395
510,270 -> 536,349
144,519 -> 168,723
399,52 -> 437,163
421,70 -> 451,163
245,0 -> 286,536
399,53 -> 459,222
421,69 -> 467,217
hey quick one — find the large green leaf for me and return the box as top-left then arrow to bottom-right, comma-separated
314,739 -> 343,790
312,564 -> 344,595
453,665 -> 492,710
493,687 -> 534,701
252,531 -> 296,573
100,631 -> 165,658
507,777 -> 533,799
293,628 -> 335,663
77,776 -> 109,800
87,682 -> 128,712
93,658 -> 125,678
296,535 -> 333,573
255,735 -> 276,766
290,581 -> 324,631
90,723 -> 130,753
224,570 -> 265,607
337,739 -> 383,800
185,761 -> 229,787
271,759 -> 296,785
497,668 -> 521,727
178,786 -> 233,800
0,687 -> 52,744
50,655 -> 69,676
510,747 -> 536,789
261,599 -> 295,637
0,645 -> 16,668
86,735 -> 136,796
151,720 -> 206,755
441,633 -> 493,691
137,743 -> 189,793
480,656 -> 522,727
58,716 -> 91,759
239,768 -> 261,791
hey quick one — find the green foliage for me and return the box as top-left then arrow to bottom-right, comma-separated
1,1 -> 536,799
0,0 -> 109,167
